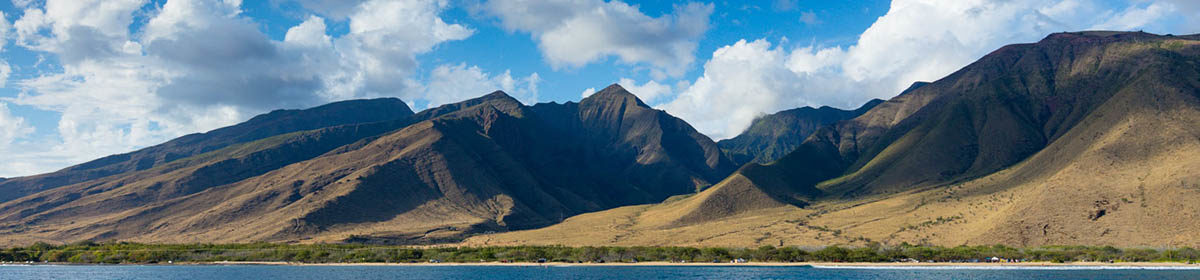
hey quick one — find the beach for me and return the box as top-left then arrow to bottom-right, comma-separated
178,261 -> 1200,268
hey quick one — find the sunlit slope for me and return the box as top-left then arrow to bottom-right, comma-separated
0,85 -> 735,246
0,98 -> 415,203
468,32 -> 1200,248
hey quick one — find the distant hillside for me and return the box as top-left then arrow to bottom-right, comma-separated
0,85 -> 734,245
0,98 -> 415,203
719,99 -> 884,164
467,31 -> 1200,248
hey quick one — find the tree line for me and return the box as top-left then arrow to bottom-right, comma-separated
2,241 -> 1199,264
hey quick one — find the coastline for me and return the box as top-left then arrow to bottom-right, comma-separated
144,261 -> 1200,268
6,261 -> 1200,269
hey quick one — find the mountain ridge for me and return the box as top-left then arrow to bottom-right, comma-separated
0,84 -> 735,245
719,98 -> 884,164
0,98 -> 415,203
2,31 -> 1198,249
464,31 -> 1200,248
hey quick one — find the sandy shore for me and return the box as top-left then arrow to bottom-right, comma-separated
188,261 -> 1200,268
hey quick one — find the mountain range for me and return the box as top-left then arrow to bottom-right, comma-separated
0,84 -> 734,245
466,31 -> 1200,248
1,31 -> 1198,248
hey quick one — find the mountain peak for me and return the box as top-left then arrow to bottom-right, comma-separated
461,90 -> 521,106
584,83 -> 647,107
477,91 -> 524,109
483,90 -> 512,99
474,90 -> 522,105
413,90 -> 527,120
595,83 -> 633,97
600,83 -> 627,92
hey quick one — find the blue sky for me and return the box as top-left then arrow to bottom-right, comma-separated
0,0 -> 1197,177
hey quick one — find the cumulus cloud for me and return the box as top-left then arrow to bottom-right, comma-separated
0,61 -> 9,88
0,102 -> 35,177
0,103 -> 33,150
580,87 -> 597,98
617,78 -> 671,104
662,39 -> 818,139
284,15 -> 332,48
13,0 -> 145,64
0,11 -> 13,88
424,63 -> 541,106
484,0 -> 713,78
0,11 -> 9,50
332,0 -> 474,101
1091,2 -> 1173,31
662,0 -> 1200,140
1,0 -> 525,176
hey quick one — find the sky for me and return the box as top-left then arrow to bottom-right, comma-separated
0,0 -> 1197,178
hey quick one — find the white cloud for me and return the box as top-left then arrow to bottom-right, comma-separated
328,0 -> 474,101
662,39 -> 814,139
484,0 -> 713,78
424,63 -> 541,107
0,102 -> 35,177
0,61 -> 10,88
0,0 -> 507,176
13,0 -> 146,64
0,102 -> 33,150
0,11 -> 9,51
617,78 -> 671,104
1093,0 -> 1200,33
284,15 -> 332,48
662,0 -> 1200,140
580,87 -> 597,98
1091,2 -> 1173,31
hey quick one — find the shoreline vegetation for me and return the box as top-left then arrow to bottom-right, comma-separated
4,242 -> 1200,266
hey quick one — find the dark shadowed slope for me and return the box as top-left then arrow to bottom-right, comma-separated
719,99 -> 883,165
0,98 -> 414,202
534,84 -> 738,195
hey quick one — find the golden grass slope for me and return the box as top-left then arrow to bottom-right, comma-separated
468,83 -> 1200,247
0,98 -> 414,203
466,32 -> 1200,248
0,86 -> 736,246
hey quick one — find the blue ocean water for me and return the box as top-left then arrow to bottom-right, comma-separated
2,265 -> 1198,280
